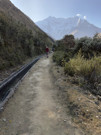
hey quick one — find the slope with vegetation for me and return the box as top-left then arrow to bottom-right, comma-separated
0,0 -> 53,71
52,33 -> 101,134
53,34 -> 101,96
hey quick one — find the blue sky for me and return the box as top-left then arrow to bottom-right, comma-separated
10,0 -> 101,28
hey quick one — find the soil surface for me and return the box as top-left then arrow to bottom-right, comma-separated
51,58 -> 101,135
0,56 -> 85,135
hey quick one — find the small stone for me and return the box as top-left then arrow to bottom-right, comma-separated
98,109 -> 101,112
78,98 -> 81,101
3,118 -> 6,122
95,101 -> 99,105
0,107 -> 4,110
98,96 -> 101,101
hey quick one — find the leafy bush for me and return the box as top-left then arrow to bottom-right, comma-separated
54,34 -> 101,95
53,34 -> 75,66
74,36 -> 101,58
0,12 -> 53,70
64,51 -> 101,95
56,35 -> 75,52
64,51 -> 101,78
53,51 -> 65,66
92,37 -> 101,52
74,37 -> 93,58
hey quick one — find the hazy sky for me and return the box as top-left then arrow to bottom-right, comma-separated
10,0 -> 101,28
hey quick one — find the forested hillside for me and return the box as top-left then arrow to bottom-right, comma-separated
0,0 -> 53,70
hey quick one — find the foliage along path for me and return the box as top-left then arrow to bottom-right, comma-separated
0,56 -> 85,135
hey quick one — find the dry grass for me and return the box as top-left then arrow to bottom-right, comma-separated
67,88 -> 101,135
51,61 -> 101,135
64,51 -> 101,77
0,0 -> 53,44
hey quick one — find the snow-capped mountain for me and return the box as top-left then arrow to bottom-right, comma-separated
36,16 -> 101,40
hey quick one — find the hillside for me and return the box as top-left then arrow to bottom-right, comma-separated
0,0 -> 50,36
36,16 -> 101,40
0,0 -> 53,71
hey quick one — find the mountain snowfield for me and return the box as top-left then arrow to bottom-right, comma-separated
36,16 -> 101,40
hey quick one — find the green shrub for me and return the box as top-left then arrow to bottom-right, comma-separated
74,36 -> 101,58
56,35 -> 75,52
64,51 -> 101,80
64,51 -> 101,95
0,12 -> 53,70
53,51 -> 65,66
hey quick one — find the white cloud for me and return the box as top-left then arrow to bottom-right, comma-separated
84,16 -> 87,20
76,14 -> 81,17
76,14 -> 87,20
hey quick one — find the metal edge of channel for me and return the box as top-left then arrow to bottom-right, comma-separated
0,55 -> 42,109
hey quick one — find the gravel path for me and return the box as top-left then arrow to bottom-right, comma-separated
0,56 -> 85,135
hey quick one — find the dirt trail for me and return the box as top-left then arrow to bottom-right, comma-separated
0,56 -> 85,135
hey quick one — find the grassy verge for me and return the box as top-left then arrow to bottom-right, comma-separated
64,51 -> 101,95
51,61 -> 101,135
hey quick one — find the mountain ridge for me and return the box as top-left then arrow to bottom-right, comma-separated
36,16 -> 101,40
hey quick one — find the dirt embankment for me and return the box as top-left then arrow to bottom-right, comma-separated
51,60 -> 101,135
0,57 -> 36,83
